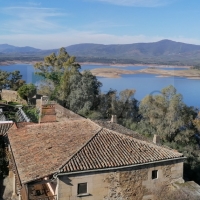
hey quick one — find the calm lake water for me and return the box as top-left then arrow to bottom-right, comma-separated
0,64 -> 199,108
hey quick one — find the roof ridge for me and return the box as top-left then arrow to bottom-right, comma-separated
58,126 -> 103,172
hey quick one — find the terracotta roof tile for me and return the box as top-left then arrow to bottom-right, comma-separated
7,119 -> 101,183
93,120 -> 147,141
55,104 -> 84,121
60,128 -> 183,173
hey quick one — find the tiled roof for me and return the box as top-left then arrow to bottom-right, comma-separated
7,117 -> 183,184
60,128 -> 183,173
7,119 -> 101,183
55,104 -> 84,121
93,120 -> 147,141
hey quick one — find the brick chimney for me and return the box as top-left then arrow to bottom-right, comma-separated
39,96 -> 57,123
153,134 -> 160,144
111,115 -> 117,123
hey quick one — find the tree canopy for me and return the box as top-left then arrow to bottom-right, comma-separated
17,83 -> 36,103
34,48 -> 102,116
138,85 -> 196,143
0,70 -> 25,90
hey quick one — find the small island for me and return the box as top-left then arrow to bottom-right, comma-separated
90,66 -> 200,79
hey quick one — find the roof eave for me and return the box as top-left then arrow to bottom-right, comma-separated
55,156 -> 186,178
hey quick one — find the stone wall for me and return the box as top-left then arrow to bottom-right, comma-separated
1,89 -> 27,105
57,159 -> 184,200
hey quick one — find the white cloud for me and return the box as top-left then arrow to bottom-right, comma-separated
0,31 -> 200,49
0,6 -> 67,34
89,0 -> 177,7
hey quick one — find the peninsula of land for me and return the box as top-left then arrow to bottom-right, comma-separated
90,67 -> 200,79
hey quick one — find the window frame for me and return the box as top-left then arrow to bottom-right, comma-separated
152,170 -> 158,179
77,182 -> 87,196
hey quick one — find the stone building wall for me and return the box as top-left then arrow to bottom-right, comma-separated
57,159 -> 184,200
1,89 -> 27,105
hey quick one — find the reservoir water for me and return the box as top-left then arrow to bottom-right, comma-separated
0,64 -> 199,108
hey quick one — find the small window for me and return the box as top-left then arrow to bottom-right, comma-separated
77,183 -> 87,195
152,170 -> 158,179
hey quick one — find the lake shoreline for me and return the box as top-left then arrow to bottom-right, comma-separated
0,60 -> 191,69
80,62 -> 191,69
0,60 -> 40,66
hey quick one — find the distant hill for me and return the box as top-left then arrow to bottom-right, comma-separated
66,40 -> 200,57
0,44 -> 41,53
65,40 -> 200,65
1,40 -> 200,65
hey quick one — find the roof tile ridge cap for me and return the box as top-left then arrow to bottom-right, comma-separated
102,128 -> 183,156
58,126 -> 103,172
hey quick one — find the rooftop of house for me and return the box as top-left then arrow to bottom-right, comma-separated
8,119 -> 101,183
93,120 -> 147,141
7,117 -> 183,184
60,127 -> 183,173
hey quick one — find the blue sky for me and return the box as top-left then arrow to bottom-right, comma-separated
0,0 -> 199,49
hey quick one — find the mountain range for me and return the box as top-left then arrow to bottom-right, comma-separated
1,40 -> 200,65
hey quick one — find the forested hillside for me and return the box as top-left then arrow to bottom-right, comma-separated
1,40 -> 200,65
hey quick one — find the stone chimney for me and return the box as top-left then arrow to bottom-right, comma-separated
153,134 -> 160,144
111,115 -> 117,123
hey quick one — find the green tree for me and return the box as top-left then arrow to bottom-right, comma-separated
17,83 -> 36,103
8,70 -> 25,91
34,47 -> 80,85
97,88 -> 139,123
138,85 -> 196,143
0,70 -> 10,89
34,48 -> 102,115
36,79 -> 55,97
34,47 -> 81,104
137,85 -> 200,183
23,106 -> 39,123
68,70 -> 102,115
